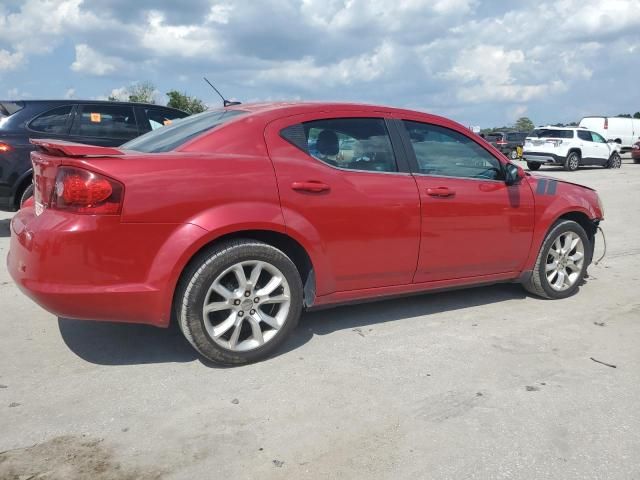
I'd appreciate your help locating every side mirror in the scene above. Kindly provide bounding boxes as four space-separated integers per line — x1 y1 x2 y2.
505 163 523 186
607 139 614 143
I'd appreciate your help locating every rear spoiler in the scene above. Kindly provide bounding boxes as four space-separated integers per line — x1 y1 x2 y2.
30 139 126 157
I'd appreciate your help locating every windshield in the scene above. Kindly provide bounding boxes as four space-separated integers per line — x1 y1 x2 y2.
123 108 247 153
0 101 25 128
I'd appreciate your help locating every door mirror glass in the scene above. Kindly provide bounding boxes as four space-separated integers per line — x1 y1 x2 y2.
505 163 521 185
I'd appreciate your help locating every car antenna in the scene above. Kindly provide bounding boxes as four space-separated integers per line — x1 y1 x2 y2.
203 77 241 107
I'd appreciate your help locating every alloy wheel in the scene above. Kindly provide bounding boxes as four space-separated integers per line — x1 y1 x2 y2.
545 231 585 292
202 260 291 352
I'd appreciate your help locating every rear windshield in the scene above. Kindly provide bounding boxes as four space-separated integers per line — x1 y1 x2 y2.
485 133 504 140
0 101 25 127
122 108 246 153
528 129 574 139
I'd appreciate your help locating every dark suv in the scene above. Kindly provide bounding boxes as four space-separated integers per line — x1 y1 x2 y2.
0 100 189 211
484 131 529 160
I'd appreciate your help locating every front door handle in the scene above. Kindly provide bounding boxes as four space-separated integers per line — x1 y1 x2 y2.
426 187 455 198
292 181 331 193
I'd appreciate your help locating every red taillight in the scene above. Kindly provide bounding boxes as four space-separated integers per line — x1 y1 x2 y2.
52 167 123 215
0 142 12 153
496 140 508 145
604 118 608 130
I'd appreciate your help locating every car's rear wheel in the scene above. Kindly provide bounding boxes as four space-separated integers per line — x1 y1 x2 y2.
19 183 34 209
527 161 541 171
176 240 303 365
523 220 591 299
564 152 580 171
607 152 622 169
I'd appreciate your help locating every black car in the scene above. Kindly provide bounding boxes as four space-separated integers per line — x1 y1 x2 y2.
484 131 529 160
0 100 189 211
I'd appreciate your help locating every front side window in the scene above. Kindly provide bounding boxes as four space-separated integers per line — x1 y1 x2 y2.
29 105 73 134
402 120 503 180
591 131 606 143
281 118 397 173
143 107 189 131
73 104 138 139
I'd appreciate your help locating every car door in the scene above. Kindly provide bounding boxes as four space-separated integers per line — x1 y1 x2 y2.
589 131 611 164
265 113 421 295
576 129 599 164
69 104 140 146
395 118 535 282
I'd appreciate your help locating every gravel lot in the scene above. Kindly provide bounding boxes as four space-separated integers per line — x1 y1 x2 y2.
1 157 639 480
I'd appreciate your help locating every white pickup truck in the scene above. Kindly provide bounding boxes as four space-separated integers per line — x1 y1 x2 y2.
523 126 622 172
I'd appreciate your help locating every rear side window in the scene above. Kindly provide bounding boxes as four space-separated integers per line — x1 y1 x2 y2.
577 130 591 141
72 104 138 140
402 120 503 180
281 118 397 173
143 107 189 131
123 109 245 153
29 105 73 134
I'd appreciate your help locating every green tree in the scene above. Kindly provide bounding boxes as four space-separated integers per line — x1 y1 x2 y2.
514 117 534 132
634 112 640 119
166 90 207 114
107 81 156 104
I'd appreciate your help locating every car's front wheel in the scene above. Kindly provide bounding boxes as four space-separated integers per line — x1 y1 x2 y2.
564 152 580 171
527 161 541 171
176 240 303 365
607 152 622 169
523 220 591 299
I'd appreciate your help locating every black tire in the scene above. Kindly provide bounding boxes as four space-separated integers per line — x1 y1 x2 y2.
523 220 591 299
19 183 34 208
606 152 622 169
176 239 303 365
527 161 541 171
564 151 580 171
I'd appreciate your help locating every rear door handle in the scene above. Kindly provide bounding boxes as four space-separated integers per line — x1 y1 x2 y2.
291 181 330 193
426 187 455 198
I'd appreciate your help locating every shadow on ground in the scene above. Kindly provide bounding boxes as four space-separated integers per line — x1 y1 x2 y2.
0 219 11 238
58 283 527 367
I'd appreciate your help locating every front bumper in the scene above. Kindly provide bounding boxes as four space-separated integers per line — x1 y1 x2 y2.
7 207 203 326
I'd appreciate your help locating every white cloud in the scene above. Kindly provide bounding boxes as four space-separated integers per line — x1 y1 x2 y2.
64 88 76 99
254 42 396 88
71 44 128 76
0 49 24 72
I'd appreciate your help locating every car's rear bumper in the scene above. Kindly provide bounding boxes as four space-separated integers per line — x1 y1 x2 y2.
523 151 564 164
7 207 206 327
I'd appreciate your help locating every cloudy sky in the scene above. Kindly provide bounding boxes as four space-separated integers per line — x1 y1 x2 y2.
1 0 638 127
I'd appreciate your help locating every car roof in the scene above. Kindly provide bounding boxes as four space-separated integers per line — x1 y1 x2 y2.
0 99 186 110
222 101 464 127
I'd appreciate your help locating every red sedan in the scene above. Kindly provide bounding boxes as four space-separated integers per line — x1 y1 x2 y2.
8 102 604 364
632 139 640 163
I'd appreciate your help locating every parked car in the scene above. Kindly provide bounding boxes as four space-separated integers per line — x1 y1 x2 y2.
8 102 604 364
579 116 640 152
523 126 622 171
632 140 640 163
484 131 529 159
0 100 189 211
